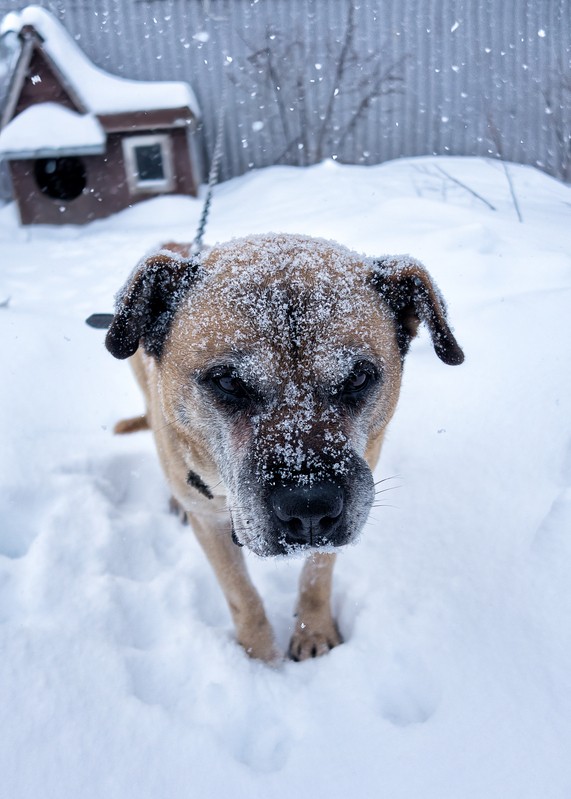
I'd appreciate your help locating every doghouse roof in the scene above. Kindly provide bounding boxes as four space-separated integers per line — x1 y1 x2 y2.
0 102 106 159
0 6 200 126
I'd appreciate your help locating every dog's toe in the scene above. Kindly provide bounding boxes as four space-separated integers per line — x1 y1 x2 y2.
288 621 342 662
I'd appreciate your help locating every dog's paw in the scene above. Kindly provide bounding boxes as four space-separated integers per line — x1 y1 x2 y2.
236 611 282 664
239 632 282 665
288 618 342 661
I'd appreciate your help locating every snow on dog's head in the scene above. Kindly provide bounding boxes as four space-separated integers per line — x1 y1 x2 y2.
106 233 463 556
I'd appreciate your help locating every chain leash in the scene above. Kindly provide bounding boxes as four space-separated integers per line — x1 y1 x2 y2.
191 87 226 256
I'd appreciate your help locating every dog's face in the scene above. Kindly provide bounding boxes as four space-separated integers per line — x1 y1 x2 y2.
106 234 463 557
161 236 403 556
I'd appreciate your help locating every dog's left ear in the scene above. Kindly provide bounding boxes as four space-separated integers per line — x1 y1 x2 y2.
106 251 201 360
371 256 464 365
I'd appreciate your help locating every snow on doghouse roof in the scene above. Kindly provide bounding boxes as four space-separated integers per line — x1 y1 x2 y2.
0 102 106 159
0 5 200 118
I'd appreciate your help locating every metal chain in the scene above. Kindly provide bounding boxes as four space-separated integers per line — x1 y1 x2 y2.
192 88 226 256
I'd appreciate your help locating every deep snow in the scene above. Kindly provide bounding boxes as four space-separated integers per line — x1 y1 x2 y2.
1 156 571 798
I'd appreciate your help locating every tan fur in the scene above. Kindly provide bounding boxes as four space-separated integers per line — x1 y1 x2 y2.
109 234 463 662
113 415 149 434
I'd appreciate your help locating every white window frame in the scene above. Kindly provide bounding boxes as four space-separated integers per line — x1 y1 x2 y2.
122 133 175 195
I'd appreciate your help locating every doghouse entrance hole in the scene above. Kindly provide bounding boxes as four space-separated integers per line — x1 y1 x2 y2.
34 157 87 201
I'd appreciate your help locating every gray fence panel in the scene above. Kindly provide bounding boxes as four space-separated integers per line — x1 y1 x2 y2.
0 0 569 186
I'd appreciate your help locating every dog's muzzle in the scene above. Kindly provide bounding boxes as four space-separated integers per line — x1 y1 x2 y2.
269 481 346 550
234 448 375 556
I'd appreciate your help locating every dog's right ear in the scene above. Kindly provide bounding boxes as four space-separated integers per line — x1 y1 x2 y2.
370 256 464 365
105 252 201 360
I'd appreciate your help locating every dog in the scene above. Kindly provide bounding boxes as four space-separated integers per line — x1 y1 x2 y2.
103 233 463 662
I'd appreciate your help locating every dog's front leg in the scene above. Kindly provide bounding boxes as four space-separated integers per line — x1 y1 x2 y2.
187 512 280 663
289 552 342 661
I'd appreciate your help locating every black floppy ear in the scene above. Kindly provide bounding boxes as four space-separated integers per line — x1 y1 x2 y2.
105 251 201 360
371 256 464 365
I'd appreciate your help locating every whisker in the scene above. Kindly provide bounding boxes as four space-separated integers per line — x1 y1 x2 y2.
229 525 252 536
225 505 252 514
227 508 254 535
374 485 401 496
151 417 179 435
374 474 401 487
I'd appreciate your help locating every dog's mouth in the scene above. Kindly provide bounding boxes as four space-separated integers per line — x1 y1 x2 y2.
231 525 244 548
273 528 350 556
231 521 342 555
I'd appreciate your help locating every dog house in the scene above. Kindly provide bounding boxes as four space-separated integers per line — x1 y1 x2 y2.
0 7 200 225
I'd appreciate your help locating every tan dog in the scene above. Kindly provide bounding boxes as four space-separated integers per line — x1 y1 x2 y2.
105 234 463 662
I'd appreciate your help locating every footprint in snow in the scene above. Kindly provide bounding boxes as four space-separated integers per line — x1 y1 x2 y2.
60 452 179 582
86 451 164 509
195 681 292 773
0 487 49 558
377 652 440 727
532 439 571 556
532 488 571 558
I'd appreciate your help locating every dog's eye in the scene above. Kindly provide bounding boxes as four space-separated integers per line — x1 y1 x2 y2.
337 362 378 401
210 371 251 401
343 370 371 393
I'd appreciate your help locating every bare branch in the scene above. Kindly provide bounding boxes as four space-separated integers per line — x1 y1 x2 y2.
433 165 496 211
487 111 523 222
336 55 409 150
231 4 408 168
501 161 523 223
314 1 356 160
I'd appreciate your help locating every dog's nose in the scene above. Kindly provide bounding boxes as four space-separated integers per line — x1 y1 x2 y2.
271 482 344 547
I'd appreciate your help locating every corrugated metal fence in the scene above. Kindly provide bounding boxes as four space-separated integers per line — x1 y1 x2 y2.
1 0 570 186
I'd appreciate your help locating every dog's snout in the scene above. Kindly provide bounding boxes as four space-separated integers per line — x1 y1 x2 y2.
271 482 345 547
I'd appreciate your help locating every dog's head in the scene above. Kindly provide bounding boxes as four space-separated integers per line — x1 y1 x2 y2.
106 234 463 556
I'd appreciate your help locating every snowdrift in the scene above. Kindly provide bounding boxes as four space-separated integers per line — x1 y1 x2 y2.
1 156 570 798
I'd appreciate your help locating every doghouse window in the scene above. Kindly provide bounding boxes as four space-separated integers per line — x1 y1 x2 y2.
122 134 174 195
34 157 87 201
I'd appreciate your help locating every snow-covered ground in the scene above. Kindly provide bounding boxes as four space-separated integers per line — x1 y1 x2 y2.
1 156 570 798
